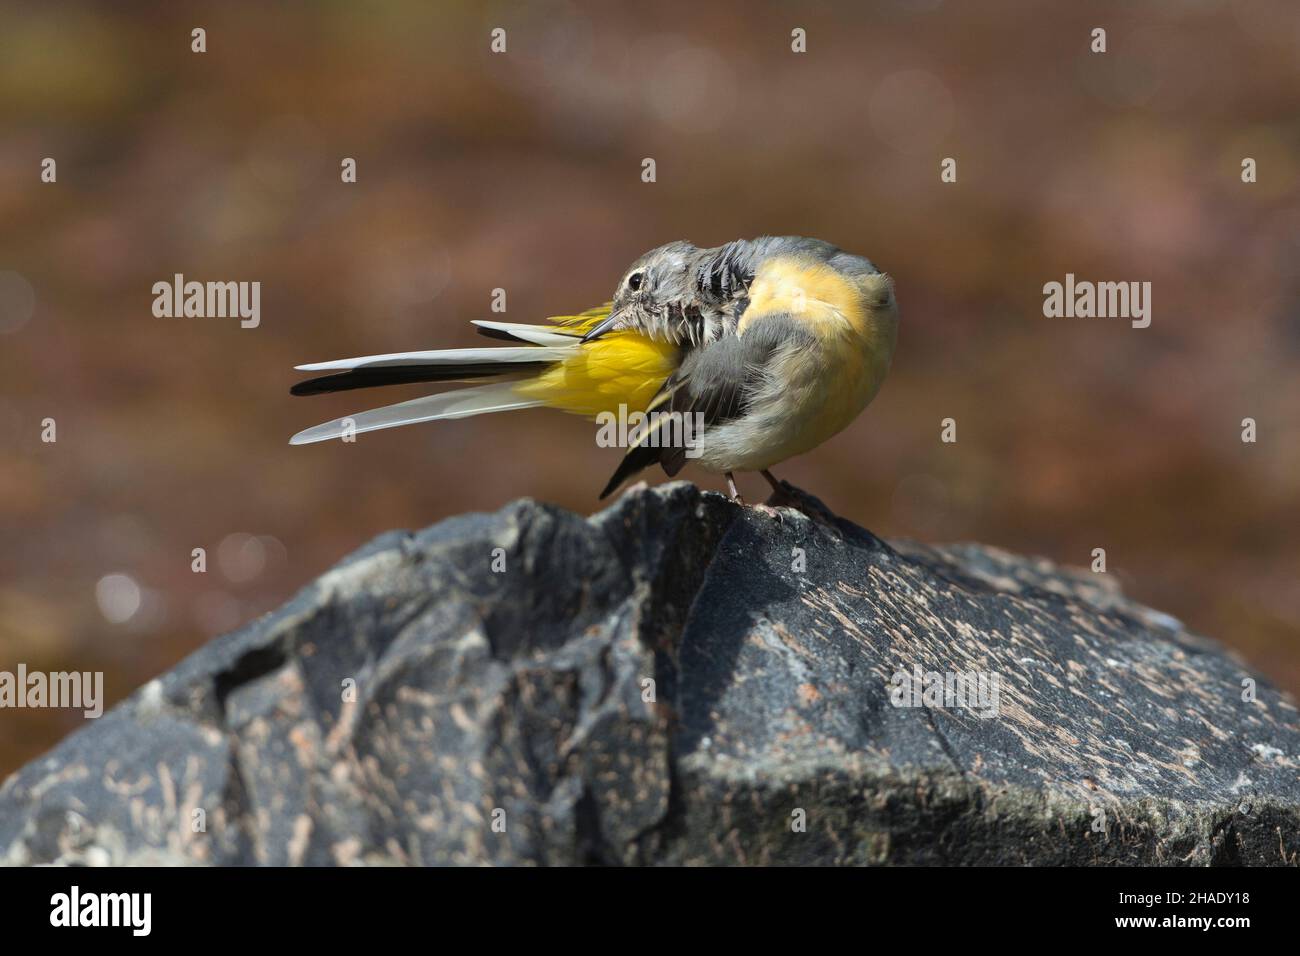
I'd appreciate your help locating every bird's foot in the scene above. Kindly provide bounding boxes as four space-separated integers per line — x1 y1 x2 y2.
725 471 745 506
760 470 841 529
725 473 783 521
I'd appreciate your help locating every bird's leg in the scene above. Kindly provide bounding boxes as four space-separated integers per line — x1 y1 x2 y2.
725 471 745 505
760 469 839 527
725 472 784 521
715 471 779 520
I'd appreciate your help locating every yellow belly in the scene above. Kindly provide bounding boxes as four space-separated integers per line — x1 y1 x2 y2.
701 259 899 473
696 331 892 473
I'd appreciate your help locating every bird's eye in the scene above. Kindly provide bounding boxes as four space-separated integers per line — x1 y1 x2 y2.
627 272 643 291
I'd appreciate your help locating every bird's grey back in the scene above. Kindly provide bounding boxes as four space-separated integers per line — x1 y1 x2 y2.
608 236 883 348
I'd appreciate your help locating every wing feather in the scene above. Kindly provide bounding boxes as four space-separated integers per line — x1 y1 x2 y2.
598 313 812 496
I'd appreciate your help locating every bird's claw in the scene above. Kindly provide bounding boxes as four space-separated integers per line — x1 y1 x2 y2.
764 480 840 531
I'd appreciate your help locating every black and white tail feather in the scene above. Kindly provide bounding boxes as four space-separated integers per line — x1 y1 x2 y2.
288 321 583 445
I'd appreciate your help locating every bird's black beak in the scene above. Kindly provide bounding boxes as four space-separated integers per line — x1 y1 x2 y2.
580 308 625 342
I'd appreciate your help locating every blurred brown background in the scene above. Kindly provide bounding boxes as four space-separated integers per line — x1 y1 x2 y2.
1 0 1298 776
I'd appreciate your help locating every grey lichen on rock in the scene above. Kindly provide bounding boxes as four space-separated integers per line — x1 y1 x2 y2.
2 482 1297 865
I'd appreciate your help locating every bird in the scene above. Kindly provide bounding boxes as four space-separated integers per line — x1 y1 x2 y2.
290 236 899 508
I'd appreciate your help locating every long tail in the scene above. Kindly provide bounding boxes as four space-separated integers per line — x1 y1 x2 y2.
289 380 545 445
289 322 585 445
289 312 681 500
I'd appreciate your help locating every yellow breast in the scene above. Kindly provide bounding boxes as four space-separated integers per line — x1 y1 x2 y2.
741 257 869 336
729 256 898 467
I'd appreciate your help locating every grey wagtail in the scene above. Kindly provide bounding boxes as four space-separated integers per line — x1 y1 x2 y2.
290 236 898 506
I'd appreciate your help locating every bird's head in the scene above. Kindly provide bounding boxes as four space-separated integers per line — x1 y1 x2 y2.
608 240 702 326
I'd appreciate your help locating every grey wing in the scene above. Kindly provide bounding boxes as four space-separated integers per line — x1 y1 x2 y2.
597 315 813 497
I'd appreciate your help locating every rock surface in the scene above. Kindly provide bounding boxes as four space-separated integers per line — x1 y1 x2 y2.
2 482 1298 865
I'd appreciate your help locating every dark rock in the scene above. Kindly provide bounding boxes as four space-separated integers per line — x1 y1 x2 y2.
2 482 1297 865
